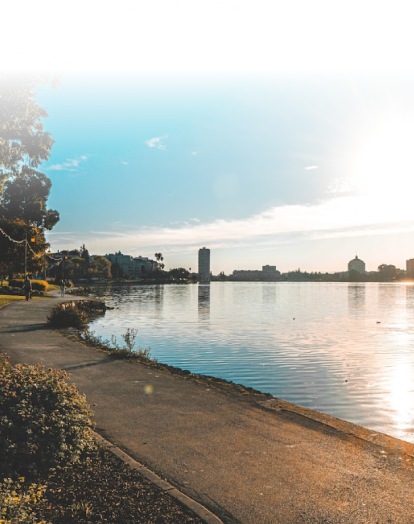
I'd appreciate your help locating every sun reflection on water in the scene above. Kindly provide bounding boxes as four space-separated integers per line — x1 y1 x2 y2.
387 360 414 439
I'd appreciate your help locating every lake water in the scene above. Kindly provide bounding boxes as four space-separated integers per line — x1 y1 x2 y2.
88 282 414 443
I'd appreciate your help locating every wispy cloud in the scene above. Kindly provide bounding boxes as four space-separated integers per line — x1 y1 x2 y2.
121 161 128 165
145 136 167 150
52 193 414 259
47 155 89 172
326 177 352 195
305 165 318 170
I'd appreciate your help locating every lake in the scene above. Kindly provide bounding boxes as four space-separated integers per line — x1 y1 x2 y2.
88 281 414 443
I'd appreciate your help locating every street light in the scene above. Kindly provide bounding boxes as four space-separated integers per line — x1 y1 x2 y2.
44 250 51 280
24 232 36 279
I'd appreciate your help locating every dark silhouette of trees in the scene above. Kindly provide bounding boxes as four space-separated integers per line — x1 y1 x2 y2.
169 268 190 280
154 252 165 270
111 262 124 279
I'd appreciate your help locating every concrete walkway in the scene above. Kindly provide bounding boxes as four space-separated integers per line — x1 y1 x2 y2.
1 295 414 523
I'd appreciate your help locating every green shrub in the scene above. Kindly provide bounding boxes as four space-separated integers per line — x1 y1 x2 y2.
8 279 48 293
0 477 49 524
47 302 88 328
0 363 95 479
80 327 153 361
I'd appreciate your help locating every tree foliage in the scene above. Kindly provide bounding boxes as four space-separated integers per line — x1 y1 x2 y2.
88 255 111 279
154 252 165 270
1 166 59 230
169 267 190 280
0 76 59 277
0 76 55 185
64 255 112 281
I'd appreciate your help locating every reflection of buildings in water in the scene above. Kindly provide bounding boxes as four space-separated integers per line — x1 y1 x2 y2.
406 285 414 310
378 282 396 311
198 283 211 321
347 283 366 315
152 284 164 320
262 283 277 304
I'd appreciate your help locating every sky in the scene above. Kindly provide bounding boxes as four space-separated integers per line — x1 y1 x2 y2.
2 1 414 274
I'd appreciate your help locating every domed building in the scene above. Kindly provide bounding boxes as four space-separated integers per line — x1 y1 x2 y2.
348 255 366 274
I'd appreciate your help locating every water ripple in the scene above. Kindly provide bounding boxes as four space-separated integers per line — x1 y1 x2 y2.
89 282 414 443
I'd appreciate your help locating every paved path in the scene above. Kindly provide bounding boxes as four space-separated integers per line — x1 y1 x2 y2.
2 295 414 523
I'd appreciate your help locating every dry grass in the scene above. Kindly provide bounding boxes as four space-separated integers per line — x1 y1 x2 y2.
0 295 25 309
0 295 50 309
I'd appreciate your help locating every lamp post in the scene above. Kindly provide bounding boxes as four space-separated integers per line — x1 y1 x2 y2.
44 250 50 280
24 230 36 279
24 230 27 279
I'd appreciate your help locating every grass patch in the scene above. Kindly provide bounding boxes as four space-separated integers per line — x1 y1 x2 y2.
0 295 25 309
0 294 50 309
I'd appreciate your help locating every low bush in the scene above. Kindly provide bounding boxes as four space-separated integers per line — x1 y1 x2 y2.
8 279 48 293
75 300 107 314
0 477 49 524
47 302 88 329
47 300 106 329
80 327 153 361
0 362 95 479
0 286 23 296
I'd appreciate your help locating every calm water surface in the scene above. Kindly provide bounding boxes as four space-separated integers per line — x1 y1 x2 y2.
89 282 414 443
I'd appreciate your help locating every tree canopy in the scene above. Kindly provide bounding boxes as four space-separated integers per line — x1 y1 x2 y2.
0 76 55 187
0 76 59 277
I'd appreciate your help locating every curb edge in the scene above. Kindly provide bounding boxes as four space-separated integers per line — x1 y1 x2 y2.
91 431 224 524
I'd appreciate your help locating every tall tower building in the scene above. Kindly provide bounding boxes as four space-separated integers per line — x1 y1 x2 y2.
198 247 210 282
407 258 414 279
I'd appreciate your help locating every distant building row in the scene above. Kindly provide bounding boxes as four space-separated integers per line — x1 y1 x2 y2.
232 265 280 281
348 256 414 279
104 252 158 279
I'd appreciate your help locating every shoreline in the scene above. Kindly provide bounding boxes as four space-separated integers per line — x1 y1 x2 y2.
3 294 414 522
68 288 414 451
62 322 414 459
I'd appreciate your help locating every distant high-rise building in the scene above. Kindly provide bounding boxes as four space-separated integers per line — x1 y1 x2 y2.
407 258 414 278
348 255 365 274
198 247 210 282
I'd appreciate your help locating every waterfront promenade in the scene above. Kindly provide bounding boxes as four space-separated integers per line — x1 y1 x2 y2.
1 295 414 523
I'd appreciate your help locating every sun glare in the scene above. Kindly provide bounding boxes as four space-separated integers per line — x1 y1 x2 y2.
350 115 414 203
388 360 414 437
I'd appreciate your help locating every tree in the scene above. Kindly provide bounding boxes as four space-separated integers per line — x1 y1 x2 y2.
169 268 190 280
0 76 59 277
1 167 59 229
111 262 124 279
154 252 165 270
88 256 111 280
64 257 87 282
0 75 55 189
378 264 397 281
80 244 90 263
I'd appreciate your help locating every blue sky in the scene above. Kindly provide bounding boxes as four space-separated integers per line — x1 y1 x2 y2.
3 1 414 273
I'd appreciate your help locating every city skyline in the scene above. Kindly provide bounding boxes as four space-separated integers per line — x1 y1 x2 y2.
3 2 414 274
